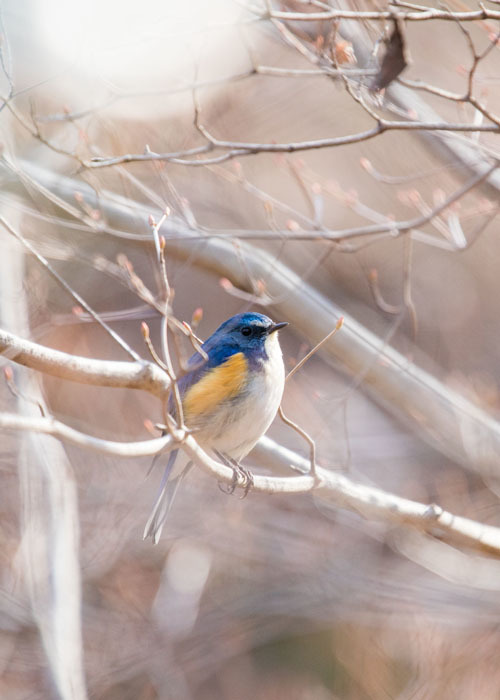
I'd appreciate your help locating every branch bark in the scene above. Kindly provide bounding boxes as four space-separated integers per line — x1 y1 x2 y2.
0 328 170 398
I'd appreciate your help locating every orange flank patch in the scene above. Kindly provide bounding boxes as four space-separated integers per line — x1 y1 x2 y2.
183 352 248 419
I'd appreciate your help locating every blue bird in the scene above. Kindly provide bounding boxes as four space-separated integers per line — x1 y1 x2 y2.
144 312 288 543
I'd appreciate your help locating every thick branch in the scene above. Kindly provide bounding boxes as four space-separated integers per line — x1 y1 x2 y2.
0 328 170 397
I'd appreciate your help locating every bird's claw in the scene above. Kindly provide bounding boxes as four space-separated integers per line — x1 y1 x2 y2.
218 463 254 497
237 465 254 499
218 468 238 495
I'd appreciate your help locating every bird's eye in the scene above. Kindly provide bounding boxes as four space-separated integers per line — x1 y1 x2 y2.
241 326 252 337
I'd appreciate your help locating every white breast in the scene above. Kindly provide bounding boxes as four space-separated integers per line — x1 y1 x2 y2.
210 331 285 461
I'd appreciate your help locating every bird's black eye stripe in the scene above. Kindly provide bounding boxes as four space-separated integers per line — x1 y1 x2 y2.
241 326 252 336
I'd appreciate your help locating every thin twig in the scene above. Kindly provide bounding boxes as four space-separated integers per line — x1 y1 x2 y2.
286 317 344 382
84 120 500 169
0 215 142 361
278 405 317 478
402 235 418 340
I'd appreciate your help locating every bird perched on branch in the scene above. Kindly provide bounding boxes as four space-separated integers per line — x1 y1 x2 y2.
144 312 288 543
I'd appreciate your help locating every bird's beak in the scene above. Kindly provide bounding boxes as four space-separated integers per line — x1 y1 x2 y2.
268 321 289 334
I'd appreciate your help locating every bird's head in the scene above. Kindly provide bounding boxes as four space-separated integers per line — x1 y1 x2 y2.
207 312 288 363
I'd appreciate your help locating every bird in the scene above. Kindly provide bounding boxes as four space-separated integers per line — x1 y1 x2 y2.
143 312 288 543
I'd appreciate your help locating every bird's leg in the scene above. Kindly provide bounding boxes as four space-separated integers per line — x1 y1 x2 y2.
215 451 238 494
225 455 254 499
215 451 254 497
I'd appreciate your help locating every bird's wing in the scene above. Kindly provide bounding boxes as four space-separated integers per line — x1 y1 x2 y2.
169 341 239 416
144 340 236 543
168 348 212 415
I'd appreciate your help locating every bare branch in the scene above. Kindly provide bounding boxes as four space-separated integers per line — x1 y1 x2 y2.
256 438 500 557
266 7 500 22
199 161 498 243
255 64 376 78
286 316 344 381
278 405 317 478
3 411 500 556
0 412 172 457
84 121 500 169
0 328 170 397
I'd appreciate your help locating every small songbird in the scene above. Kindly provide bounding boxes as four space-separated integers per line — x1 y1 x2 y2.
144 312 288 543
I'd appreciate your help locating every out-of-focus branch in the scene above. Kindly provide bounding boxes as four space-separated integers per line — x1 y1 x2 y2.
255 64 376 78
7 162 500 481
0 412 172 456
203 162 496 243
0 173 491 248
2 411 500 556
84 120 500 169
0 210 87 699
32 70 255 123
266 6 500 22
0 211 141 361
332 7 500 197
400 77 500 128
0 328 171 397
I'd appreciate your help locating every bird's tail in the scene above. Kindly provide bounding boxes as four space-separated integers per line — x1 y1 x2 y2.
143 449 192 544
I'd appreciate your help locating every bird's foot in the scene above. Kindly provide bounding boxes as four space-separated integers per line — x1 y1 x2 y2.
218 469 238 495
216 453 254 497
236 464 254 499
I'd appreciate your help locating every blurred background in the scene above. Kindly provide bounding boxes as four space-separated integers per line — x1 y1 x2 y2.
2 0 500 698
